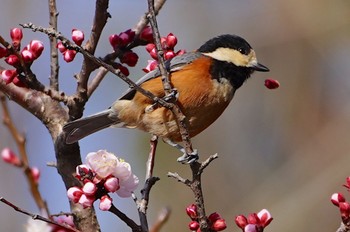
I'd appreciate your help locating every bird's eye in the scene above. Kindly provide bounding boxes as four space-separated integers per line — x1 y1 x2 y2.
238 47 247 55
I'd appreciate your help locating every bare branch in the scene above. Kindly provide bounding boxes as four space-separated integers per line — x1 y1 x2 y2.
108 204 141 232
0 197 80 232
150 207 171 232
0 93 49 214
48 0 59 90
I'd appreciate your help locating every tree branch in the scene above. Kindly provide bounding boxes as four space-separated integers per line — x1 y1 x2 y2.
48 0 59 90
0 197 80 232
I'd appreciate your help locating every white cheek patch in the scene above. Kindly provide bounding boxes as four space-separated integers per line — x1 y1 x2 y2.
203 48 257 68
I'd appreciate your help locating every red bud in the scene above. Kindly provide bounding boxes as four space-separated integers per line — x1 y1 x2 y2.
264 79 280 89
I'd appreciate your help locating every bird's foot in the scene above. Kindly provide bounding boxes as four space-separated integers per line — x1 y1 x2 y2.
177 149 199 164
145 88 179 113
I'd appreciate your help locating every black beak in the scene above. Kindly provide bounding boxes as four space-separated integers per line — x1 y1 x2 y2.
252 63 269 72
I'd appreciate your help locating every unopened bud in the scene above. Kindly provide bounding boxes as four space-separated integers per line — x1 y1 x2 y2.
99 195 112 211
72 29 84 46
264 79 280 89
1 147 22 166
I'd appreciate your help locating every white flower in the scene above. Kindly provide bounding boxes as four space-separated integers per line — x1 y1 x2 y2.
86 150 119 178
117 173 139 198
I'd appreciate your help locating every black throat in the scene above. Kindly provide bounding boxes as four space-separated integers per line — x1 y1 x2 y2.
210 59 254 89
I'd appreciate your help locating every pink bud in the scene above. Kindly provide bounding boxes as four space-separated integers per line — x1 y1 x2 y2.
166 33 177 49
1 69 17 84
331 193 346 207
104 177 120 192
78 194 95 208
5 54 20 66
143 60 158 73
343 177 350 190
72 29 84 46
113 63 129 76
1 147 22 166
208 212 222 222
67 187 83 203
164 50 175 60
119 30 134 47
244 224 258 232
120 51 138 67
160 37 167 49
139 26 153 43
109 34 121 49
10 28 23 42
31 167 40 184
235 215 248 229
211 218 226 231
125 29 135 41
99 195 112 211
21 49 34 63
28 40 44 59
10 28 23 48
63 50 77 63
339 202 350 219
189 221 200 230
145 43 155 53
186 204 198 220
0 46 8 58
57 41 67 53
82 181 97 196
257 209 273 227
264 79 280 89
247 213 260 225
148 47 158 60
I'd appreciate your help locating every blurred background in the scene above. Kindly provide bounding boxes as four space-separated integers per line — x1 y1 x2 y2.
1 0 350 231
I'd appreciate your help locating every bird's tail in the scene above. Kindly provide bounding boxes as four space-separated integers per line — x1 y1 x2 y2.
63 109 120 144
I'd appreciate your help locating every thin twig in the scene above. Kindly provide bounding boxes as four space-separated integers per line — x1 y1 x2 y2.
146 0 194 156
167 172 191 186
48 0 59 90
0 93 49 214
198 154 219 174
108 204 141 232
150 207 171 232
0 197 80 232
146 135 158 180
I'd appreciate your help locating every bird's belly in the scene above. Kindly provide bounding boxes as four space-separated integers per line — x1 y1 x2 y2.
140 79 235 141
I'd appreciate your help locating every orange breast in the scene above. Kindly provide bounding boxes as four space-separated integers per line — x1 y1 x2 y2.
119 56 235 142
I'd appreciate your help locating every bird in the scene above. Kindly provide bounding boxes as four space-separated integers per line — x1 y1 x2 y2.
63 34 269 163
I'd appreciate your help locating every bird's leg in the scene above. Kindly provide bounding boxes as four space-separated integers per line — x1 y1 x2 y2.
163 138 199 164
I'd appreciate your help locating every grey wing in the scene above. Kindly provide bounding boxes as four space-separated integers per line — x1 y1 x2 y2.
119 51 204 100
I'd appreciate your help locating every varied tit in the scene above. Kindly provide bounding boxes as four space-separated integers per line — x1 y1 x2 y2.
63 34 269 163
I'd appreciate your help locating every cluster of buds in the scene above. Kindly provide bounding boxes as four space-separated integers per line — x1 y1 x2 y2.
235 209 273 232
143 32 185 73
108 28 143 76
0 28 44 87
186 204 227 231
67 150 139 211
331 177 350 224
1 147 40 183
57 29 84 63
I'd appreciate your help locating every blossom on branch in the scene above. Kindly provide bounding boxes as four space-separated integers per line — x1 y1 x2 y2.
143 32 186 73
67 150 139 210
235 209 273 232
